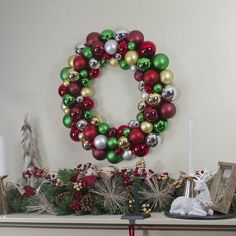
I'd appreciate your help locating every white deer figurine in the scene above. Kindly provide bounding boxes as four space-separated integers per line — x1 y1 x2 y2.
170 169 214 216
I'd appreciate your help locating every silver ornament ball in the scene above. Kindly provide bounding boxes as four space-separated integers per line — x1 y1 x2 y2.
75 43 85 54
122 150 134 160
61 102 68 111
128 120 140 128
94 135 107 150
130 65 137 72
162 85 177 101
146 133 160 147
138 81 145 91
115 53 122 61
76 119 88 131
114 28 129 41
76 96 84 103
82 140 91 150
141 92 148 100
89 58 100 69
104 39 118 55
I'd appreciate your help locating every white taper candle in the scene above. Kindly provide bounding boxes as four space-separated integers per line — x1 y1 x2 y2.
0 136 7 176
188 120 194 175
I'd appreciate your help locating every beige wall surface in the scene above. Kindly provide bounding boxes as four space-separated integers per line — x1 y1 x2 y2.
1 0 236 181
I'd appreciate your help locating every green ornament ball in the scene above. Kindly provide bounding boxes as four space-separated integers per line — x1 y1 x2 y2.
154 119 169 133
152 53 169 71
128 42 136 50
79 70 88 78
82 47 93 59
119 60 131 70
137 58 151 72
81 78 91 86
60 67 69 81
136 112 144 122
100 29 114 41
98 123 110 134
107 137 118 149
123 128 131 137
63 114 72 128
153 83 163 93
84 110 93 119
107 151 122 164
63 94 75 107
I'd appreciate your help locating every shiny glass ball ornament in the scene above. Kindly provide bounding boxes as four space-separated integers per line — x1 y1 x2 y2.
107 137 118 149
144 70 159 86
73 55 88 70
162 85 177 101
68 55 76 67
68 83 81 96
153 119 169 133
67 69 79 82
86 32 100 46
160 69 174 85
128 120 140 128
84 110 93 119
91 116 102 126
104 39 118 55
89 58 100 69
98 123 110 134
83 125 97 141
63 94 75 107
128 41 136 50
81 87 93 97
127 30 144 45
140 41 156 58
63 80 70 86
78 132 85 141
61 102 68 112
134 71 143 81
138 81 145 91
82 47 93 59
136 112 144 122
122 150 134 160
115 53 122 61
144 107 158 122
92 41 104 59
153 83 163 93
76 95 84 103
81 78 91 87
64 108 70 115
141 92 148 100
110 58 119 67
152 53 169 71
114 28 129 41
79 70 89 78
117 41 128 56
107 127 118 137
63 114 72 128
124 51 139 65
119 60 130 70
92 149 106 160
60 67 69 81
146 93 161 106
140 121 153 133
100 29 114 41
82 140 91 150
129 129 145 145
130 65 137 72
137 58 151 72
123 127 131 137
132 144 150 157
76 119 88 131
58 84 68 97
146 133 160 147
160 102 176 119
118 136 130 150
89 68 100 79
83 97 95 110
75 43 85 54
70 128 80 142
107 151 122 164
94 134 107 150
138 101 146 112
70 106 82 119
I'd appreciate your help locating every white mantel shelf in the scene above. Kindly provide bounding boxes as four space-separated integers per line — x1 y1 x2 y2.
0 213 236 231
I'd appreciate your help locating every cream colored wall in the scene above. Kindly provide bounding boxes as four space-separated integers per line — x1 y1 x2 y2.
1 0 236 182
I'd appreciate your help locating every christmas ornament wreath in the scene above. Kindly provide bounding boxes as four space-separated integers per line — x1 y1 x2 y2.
58 28 177 164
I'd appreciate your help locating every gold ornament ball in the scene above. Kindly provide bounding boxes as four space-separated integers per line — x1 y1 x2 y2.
91 116 102 126
68 55 76 67
146 93 161 106
64 108 70 114
141 121 153 133
81 87 93 97
138 101 146 112
78 132 85 141
160 69 174 85
110 58 119 67
63 80 70 86
118 136 130 150
67 68 80 82
124 51 139 65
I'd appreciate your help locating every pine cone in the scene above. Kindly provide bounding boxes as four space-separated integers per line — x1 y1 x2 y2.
80 193 94 213
54 192 70 206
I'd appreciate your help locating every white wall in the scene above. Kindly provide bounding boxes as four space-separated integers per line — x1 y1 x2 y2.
1 0 236 182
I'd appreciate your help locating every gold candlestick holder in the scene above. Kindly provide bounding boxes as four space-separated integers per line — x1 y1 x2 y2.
184 176 196 198
0 175 9 215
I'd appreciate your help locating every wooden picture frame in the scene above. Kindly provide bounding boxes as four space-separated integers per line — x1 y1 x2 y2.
209 162 236 214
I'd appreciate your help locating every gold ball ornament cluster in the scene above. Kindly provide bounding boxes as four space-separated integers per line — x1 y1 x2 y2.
58 28 178 164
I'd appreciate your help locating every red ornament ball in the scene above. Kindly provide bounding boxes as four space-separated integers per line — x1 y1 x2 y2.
108 127 118 137
115 147 123 155
86 32 100 46
144 107 158 122
70 128 80 141
117 41 128 56
134 71 143 82
70 106 83 119
83 97 95 110
68 83 81 96
160 102 176 119
92 149 106 160
83 125 97 141
92 41 104 59
144 85 152 93
133 144 150 157
140 41 156 58
129 129 145 145
128 30 144 45
118 125 129 136
89 69 100 79
144 70 159 86
73 55 88 70
58 84 68 97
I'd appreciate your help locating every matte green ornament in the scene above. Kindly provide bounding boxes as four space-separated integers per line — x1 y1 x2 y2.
152 53 169 71
154 119 169 133
100 29 114 41
82 47 93 59
128 42 136 50
136 112 144 122
107 151 122 164
123 128 130 137
84 110 93 119
153 83 163 93
137 58 151 72
107 137 118 149
63 94 75 106
81 78 91 86
98 123 110 134
79 70 88 78
60 67 69 81
63 114 72 128
119 60 130 70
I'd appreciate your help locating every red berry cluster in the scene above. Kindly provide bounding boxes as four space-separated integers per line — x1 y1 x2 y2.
23 167 47 179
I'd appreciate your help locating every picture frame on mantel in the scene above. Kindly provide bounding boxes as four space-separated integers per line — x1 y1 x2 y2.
210 162 236 214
